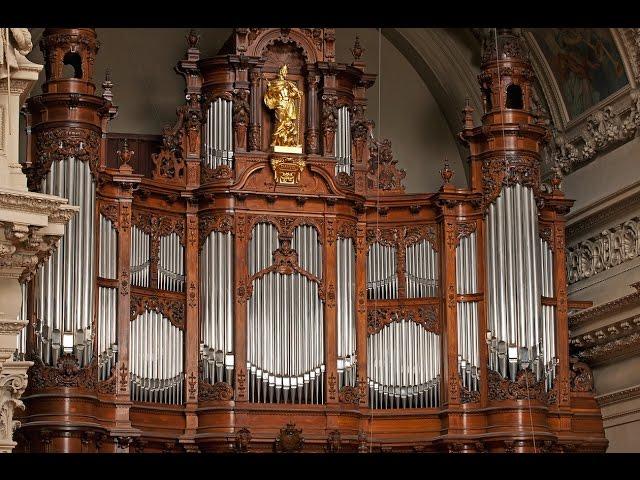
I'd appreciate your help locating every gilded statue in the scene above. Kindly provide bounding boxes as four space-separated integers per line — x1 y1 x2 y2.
264 64 303 152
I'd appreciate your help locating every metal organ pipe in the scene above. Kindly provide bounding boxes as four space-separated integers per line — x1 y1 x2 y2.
367 241 398 300
368 320 440 408
130 310 184 404
485 185 550 384
200 230 235 385
35 158 95 367
405 239 438 298
247 223 325 404
335 106 352 175
204 98 233 170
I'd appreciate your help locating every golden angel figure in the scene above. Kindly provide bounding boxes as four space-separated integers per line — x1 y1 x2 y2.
264 64 303 149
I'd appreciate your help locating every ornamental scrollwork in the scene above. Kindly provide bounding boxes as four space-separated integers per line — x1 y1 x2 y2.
570 357 594 393
274 423 304 453
198 380 234 401
481 153 539 207
152 146 186 183
25 354 98 393
339 385 361 404
199 214 234 247
487 369 547 402
367 139 406 192
566 216 639 284
367 304 439 335
201 164 233 183
27 127 101 191
130 293 186 330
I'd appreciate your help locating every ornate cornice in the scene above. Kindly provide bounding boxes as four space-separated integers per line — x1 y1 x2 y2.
596 384 640 407
566 187 640 242
568 282 640 329
0 189 74 218
566 216 639 285
571 312 640 366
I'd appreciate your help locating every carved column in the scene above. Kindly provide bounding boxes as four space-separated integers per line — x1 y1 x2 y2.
304 69 320 155
233 212 248 401
320 74 338 157
355 221 368 406
323 215 338 404
248 67 263 152
111 164 141 436
441 210 461 411
181 203 199 448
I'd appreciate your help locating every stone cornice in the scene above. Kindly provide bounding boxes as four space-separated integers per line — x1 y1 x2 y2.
571 312 640 366
569 282 640 329
0 188 76 219
596 384 640 407
566 181 640 242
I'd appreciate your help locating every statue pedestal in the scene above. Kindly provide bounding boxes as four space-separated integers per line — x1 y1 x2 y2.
0 30 77 453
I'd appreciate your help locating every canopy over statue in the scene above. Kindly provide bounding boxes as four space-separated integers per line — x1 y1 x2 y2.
264 64 303 153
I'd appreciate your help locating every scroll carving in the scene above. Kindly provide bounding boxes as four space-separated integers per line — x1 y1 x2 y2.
570 357 594 393
130 293 186 330
99 203 119 229
27 127 101 191
152 146 186 183
566 216 639 284
367 139 406 192
487 369 547 402
199 214 234 247
367 304 439 335
481 153 540 207
198 381 234 401
339 385 361 404
274 423 304 453
25 355 98 393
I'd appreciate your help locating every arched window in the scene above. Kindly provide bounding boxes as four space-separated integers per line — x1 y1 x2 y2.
62 52 83 79
506 84 523 109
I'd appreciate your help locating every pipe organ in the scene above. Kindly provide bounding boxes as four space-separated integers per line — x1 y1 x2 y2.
15 27 606 454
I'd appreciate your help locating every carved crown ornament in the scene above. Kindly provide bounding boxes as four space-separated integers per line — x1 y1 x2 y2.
26 127 101 191
367 304 440 335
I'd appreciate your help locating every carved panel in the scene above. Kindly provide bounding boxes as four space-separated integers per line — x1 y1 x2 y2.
367 304 440 335
152 148 186 183
199 213 234 247
274 423 304 453
25 355 97 393
481 153 540 207
566 216 639 284
198 381 234 401
487 369 547 402
28 127 101 191
367 139 406 192
130 293 186 329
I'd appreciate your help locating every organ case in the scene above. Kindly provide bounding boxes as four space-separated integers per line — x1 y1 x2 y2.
14 27 607 453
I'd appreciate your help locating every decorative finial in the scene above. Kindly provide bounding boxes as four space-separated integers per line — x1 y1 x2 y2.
350 34 365 62
102 68 113 102
186 29 200 49
462 97 474 129
117 139 134 168
440 158 454 186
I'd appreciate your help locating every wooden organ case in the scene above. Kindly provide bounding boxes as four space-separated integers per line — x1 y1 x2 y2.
14 27 607 453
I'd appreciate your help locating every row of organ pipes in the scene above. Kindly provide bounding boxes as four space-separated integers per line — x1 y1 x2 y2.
368 319 441 408
130 225 150 288
406 239 439 298
130 310 184 404
158 233 185 292
336 237 357 389
203 98 233 169
335 106 352 175
246 223 325 404
200 229 235 385
485 183 553 385
34 158 95 368
456 231 480 391
19 142 559 405
366 242 398 300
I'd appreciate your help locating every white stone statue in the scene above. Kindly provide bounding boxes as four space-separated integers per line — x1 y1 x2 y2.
0 28 35 76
